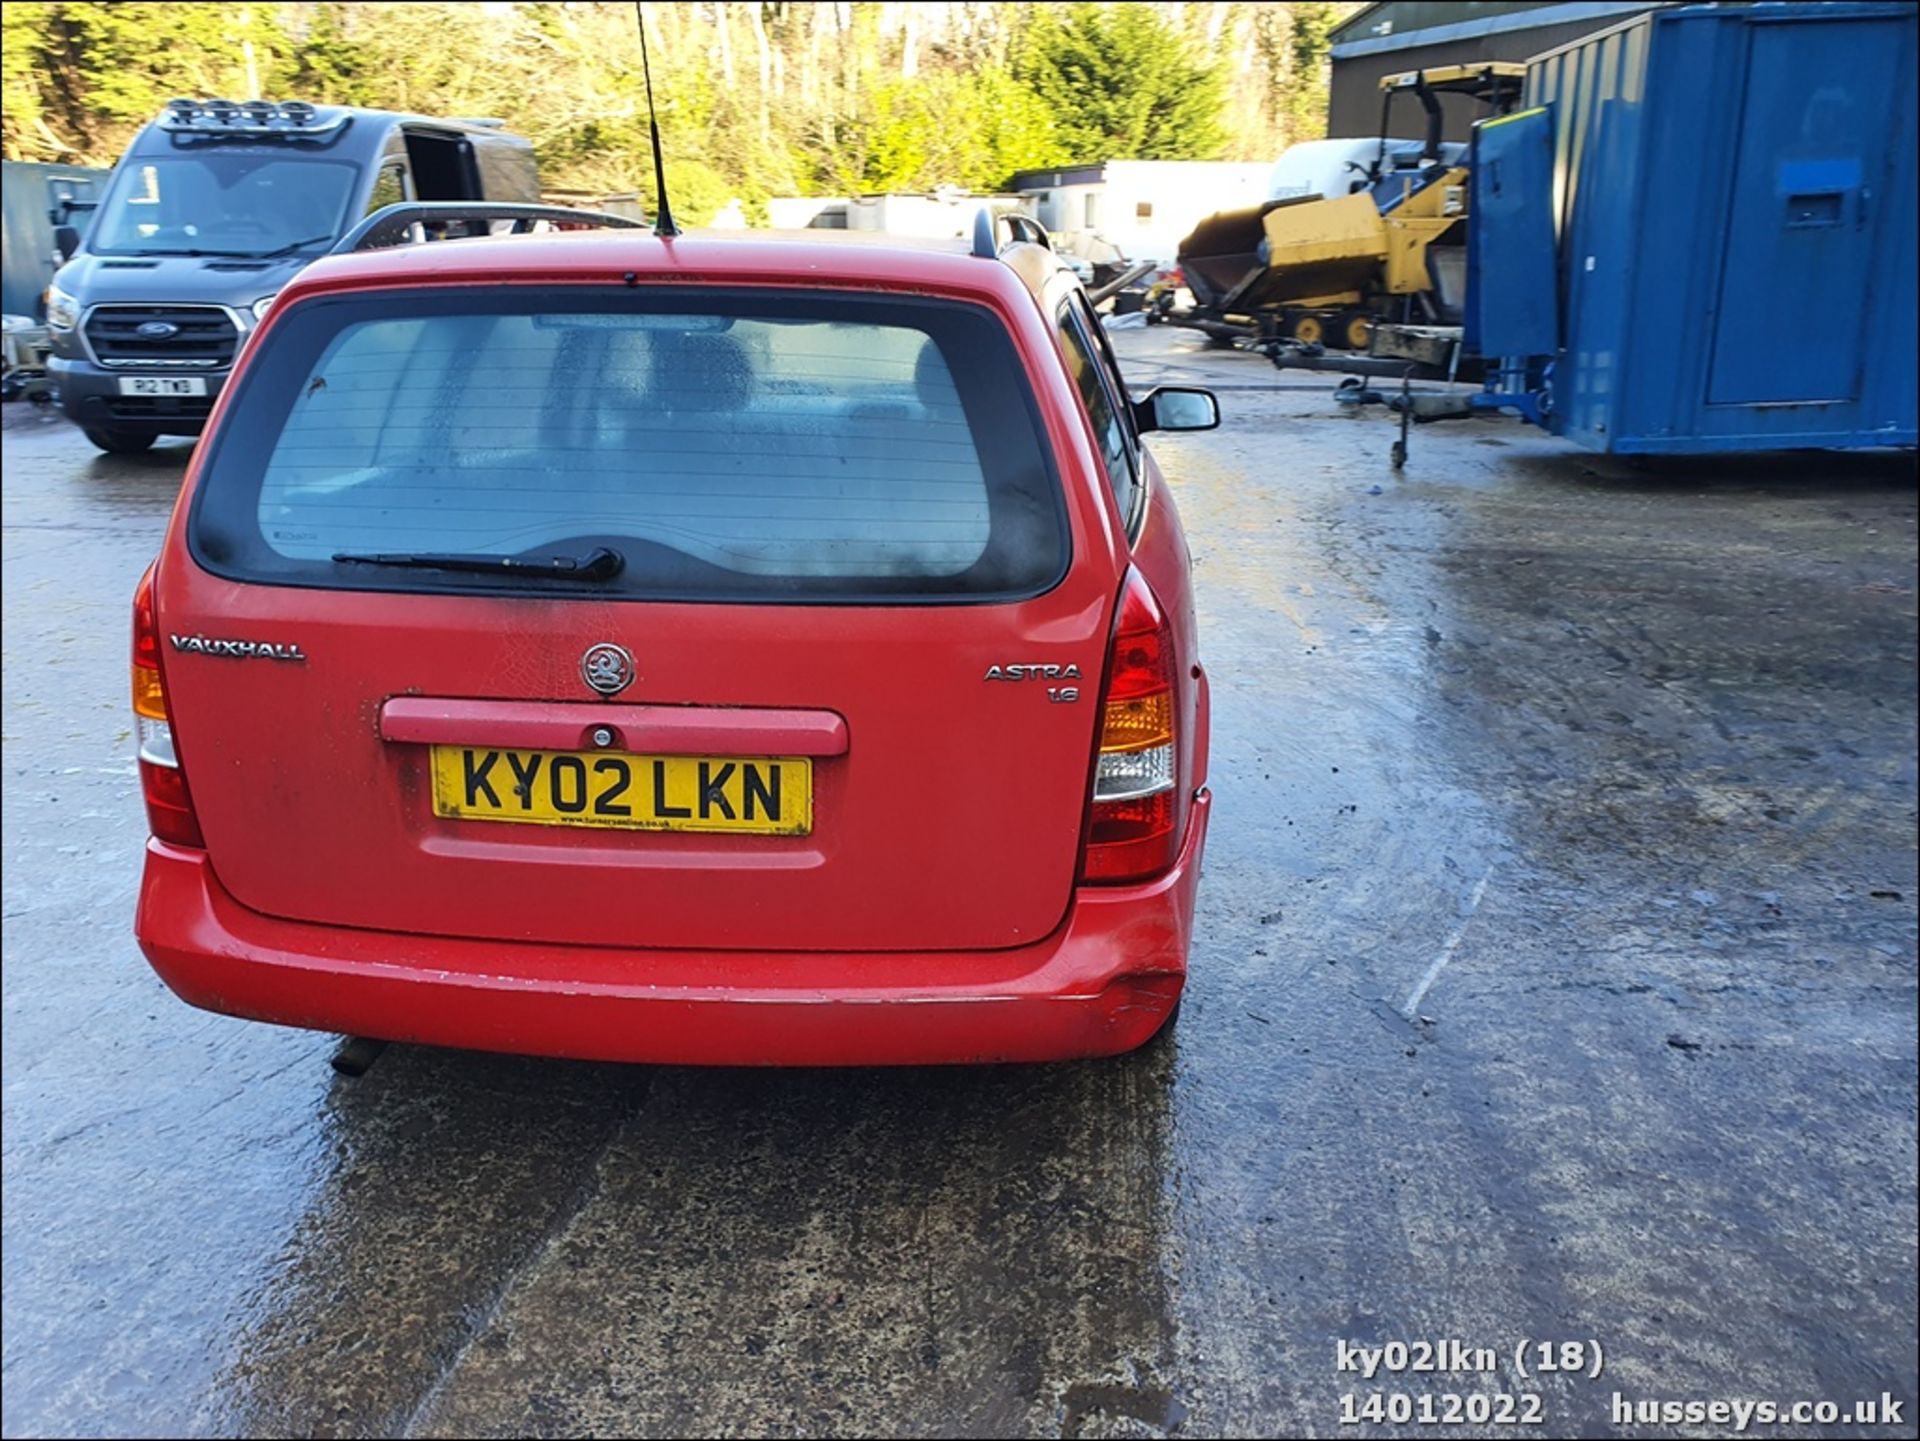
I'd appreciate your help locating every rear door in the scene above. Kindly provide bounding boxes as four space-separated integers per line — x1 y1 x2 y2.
162 283 1113 953
1469 106 1560 358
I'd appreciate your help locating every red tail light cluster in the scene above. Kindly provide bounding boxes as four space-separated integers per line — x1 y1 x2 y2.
132 568 204 848
1081 569 1180 883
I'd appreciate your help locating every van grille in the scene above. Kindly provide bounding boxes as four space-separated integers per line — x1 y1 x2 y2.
84 305 238 368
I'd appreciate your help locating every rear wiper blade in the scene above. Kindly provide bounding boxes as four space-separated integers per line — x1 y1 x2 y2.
332 546 624 580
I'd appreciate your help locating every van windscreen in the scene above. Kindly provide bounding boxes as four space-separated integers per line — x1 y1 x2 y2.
90 156 357 257
190 288 1067 602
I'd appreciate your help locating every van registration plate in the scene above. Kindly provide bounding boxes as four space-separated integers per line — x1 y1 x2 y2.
117 375 208 397
429 746 812 835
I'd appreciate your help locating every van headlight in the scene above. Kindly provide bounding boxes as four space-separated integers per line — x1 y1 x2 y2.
250 293 277 321
45 285 80 331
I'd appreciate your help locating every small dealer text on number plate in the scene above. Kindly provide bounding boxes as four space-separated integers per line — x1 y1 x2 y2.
429 746 812 836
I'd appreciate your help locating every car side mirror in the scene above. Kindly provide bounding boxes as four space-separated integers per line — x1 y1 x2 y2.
53 225 81 261
1133 386 1219 433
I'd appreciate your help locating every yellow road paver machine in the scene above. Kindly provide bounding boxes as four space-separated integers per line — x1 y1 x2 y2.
1173 63 1525 352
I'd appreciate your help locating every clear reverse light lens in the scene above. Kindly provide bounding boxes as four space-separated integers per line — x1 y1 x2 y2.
137 715 178 768
1094 744 1173 801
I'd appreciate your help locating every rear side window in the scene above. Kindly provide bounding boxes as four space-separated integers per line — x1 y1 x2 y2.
191 288 1066 602
1058 304 1139 525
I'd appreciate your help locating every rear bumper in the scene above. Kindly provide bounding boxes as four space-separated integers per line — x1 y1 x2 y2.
136 791 1209 1066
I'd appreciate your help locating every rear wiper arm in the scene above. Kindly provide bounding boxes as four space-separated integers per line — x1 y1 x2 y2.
332 546 624 580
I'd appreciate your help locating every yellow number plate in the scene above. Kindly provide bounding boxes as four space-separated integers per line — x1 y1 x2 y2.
429 747 812 835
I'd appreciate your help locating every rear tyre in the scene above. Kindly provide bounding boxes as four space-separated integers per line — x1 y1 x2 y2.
83 427 156 455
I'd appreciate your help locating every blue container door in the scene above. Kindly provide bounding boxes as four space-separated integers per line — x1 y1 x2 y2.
1706 16 1902 406
1469 106 1561 358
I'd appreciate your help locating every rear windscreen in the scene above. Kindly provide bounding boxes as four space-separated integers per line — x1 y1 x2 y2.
190 287 1066 602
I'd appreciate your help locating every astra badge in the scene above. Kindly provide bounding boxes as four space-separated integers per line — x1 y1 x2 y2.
983 663 1081 681
169 634 305 661
581 642 635 696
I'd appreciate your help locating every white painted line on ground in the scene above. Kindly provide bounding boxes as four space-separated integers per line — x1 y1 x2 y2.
1400 868 1494 1019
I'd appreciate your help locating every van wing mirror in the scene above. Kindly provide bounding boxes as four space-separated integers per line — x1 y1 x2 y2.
1133 386 1220 433
53 225 81 261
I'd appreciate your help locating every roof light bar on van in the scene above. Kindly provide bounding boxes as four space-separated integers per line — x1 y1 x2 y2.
158 99 343 135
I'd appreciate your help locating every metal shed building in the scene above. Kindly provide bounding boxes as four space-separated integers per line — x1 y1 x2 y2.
1328 2 1665 141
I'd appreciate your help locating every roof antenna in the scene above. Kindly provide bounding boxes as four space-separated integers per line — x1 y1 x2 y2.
634 2 678 237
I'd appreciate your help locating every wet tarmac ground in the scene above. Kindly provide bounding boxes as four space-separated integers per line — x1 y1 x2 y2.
3 328 1915 1438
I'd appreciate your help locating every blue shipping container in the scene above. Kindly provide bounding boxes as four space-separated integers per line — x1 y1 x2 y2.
1472 2 1917 453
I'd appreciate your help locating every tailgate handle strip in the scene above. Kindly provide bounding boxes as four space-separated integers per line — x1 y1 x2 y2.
379 698 848 756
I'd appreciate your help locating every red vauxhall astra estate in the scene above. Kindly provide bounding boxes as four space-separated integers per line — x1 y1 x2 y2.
132 214 1214 1065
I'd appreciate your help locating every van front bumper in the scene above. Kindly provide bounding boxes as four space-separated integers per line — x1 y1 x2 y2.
136 792 1208 1066
48 355 225 436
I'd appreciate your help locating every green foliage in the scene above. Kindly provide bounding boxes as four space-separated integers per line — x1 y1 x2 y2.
646 157 734 230
4 3 1361 205
966 66 1073 186
1018 3 1228 163
819 68 1066 195
281 4 366 105
1 5 55 158
1277 1 1349 142
4 0 290 159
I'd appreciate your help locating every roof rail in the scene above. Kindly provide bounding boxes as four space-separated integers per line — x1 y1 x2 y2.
330 202 646 256
970 207 1052 259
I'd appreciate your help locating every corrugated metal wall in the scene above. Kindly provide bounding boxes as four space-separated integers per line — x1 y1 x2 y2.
1527 16 1649 243
1328 15 1652 140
